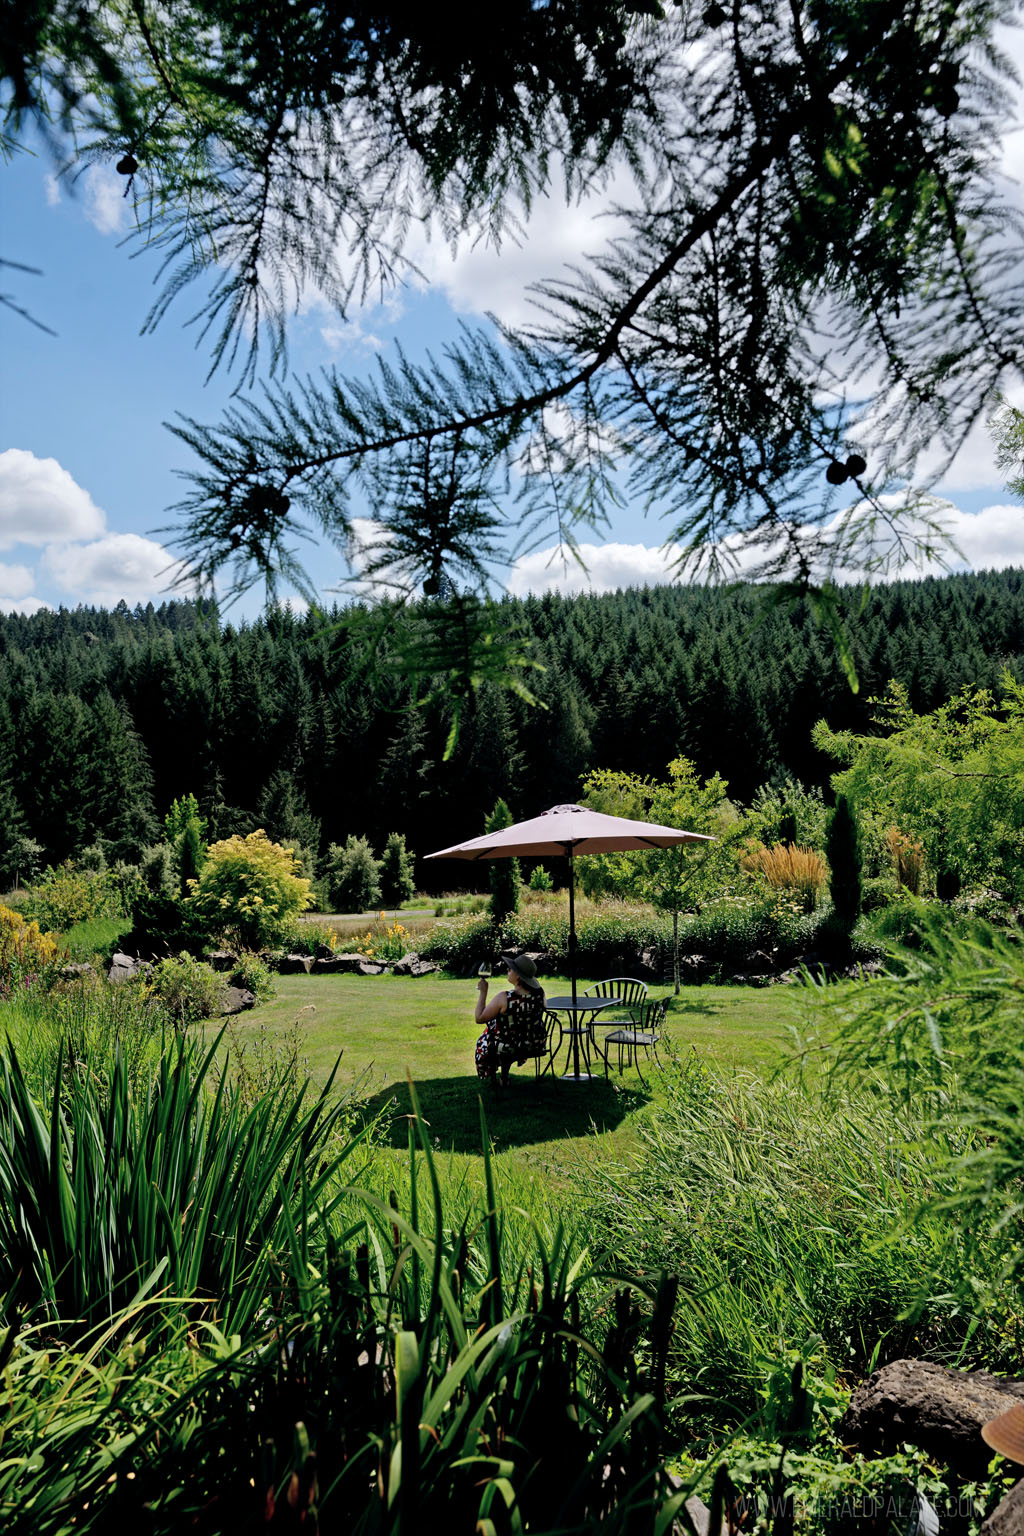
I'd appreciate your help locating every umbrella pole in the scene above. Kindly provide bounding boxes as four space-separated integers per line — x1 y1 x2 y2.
568 847 580 1077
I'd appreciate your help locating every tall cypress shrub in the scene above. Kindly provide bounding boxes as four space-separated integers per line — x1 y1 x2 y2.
486 800 520 928
826 794 863 930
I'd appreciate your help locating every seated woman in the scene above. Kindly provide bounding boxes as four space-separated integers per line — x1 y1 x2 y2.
474 952 546 1087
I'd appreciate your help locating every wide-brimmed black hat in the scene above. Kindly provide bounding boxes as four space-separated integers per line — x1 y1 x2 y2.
499 952 543 991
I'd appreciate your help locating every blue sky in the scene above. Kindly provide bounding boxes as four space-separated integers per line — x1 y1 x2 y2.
2 51 1023 618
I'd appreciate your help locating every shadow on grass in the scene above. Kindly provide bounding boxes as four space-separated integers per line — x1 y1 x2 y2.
358 1072 647 1153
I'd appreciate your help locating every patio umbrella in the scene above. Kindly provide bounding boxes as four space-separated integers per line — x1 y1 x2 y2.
426 803 712 1077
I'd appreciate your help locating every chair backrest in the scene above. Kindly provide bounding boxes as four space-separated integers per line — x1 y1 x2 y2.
496 990 549 1058
636 997 667 1032
583 977 648 1006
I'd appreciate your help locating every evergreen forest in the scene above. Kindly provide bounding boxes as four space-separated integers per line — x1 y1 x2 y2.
2 568 1022 887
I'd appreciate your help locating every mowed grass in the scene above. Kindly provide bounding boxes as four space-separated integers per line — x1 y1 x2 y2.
209 973 815 1184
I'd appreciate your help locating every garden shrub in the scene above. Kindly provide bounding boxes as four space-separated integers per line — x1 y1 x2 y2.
322 835 381 913
679 892 820 969
124 889 212 957
528 863 553 892
30 861 121 931
379 830 415 906
150 952 225 1025
188 830 313 949
229 950 276 1003
0 903 59 995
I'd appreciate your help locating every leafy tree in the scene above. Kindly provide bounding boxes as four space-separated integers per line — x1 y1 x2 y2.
581 758 742 992
813 676 1024 903
187 829 313 949
7 3 1022 705
991 399 1024 499
379 832 415 908
485 800 520 928
750 776 829 854
322 837 381 915
825 794 863 932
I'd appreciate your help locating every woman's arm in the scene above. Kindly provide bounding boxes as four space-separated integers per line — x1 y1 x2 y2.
475 981 509 1024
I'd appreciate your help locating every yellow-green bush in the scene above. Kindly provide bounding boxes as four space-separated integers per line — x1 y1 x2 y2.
0 904 59 993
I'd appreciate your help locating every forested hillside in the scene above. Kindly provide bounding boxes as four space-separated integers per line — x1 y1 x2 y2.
1 569 1021 885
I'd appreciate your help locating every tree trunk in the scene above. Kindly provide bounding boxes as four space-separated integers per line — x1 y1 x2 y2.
673 909 680 994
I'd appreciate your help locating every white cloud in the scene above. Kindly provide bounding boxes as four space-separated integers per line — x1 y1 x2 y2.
505 500 1024 597
0 596 50 616
83 165 129 235
0 450 106 549
41 533 189 605
0 561 36 599
938 501 1024 569
507 539 679 597
44 174 61 207
405 170 634 329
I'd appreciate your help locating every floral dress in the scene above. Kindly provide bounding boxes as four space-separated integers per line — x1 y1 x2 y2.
475 989 546 1079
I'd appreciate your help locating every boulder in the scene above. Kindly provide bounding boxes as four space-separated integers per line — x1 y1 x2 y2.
221 986 256 1015
311 957 354 975
839 1360 1024 1480
319 951 375 974
108 952 145 983
314 942 335 960
356 959 387 975
57 961 95 981
981 1479 1024 1536
278 953 313 975
206 950 238 972
392 952 438 978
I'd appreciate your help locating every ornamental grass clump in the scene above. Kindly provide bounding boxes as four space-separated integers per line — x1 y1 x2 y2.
0 1086 693 1535
0 1031 360 1337
741 841 828 912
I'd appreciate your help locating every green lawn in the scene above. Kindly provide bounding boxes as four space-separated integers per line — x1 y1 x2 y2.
210 973 814 1184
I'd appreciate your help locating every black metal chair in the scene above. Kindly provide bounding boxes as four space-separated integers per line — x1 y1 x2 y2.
600 997 667 1087
583 978 648 1075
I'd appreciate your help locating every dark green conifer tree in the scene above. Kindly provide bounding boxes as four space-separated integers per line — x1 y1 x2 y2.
826 794 863 932
379 832 415 908
486 799 520 929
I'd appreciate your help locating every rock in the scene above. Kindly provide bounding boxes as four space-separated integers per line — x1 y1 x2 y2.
57 961 95 981
278 953 313 974
108 952 146 983
314 942 335 960
392 952 437 977
319 952 375 974
356 959 387 975
981 1479 1024 1536
206 950 238 972
311 957 353 974
840 1360 1024 1480
221 986 255 1015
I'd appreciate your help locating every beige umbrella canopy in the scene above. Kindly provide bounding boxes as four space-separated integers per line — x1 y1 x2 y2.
426 802 711 863
427 803 711 1074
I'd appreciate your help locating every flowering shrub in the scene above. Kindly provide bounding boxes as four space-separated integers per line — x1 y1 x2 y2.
354 915 411 962
0 903 60 995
